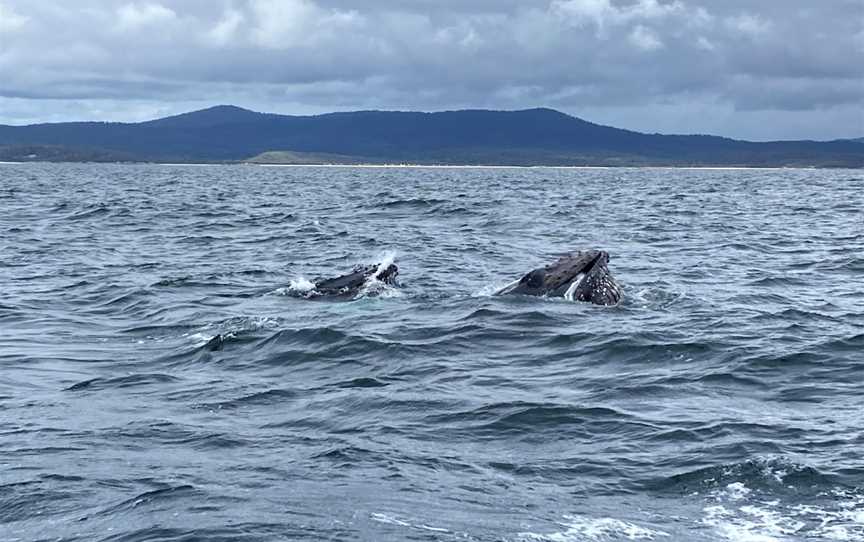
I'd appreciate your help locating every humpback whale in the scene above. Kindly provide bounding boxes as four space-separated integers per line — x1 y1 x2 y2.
495 250 622 306
293 262 399 299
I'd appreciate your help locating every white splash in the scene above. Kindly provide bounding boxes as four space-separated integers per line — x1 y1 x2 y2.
355 250 401 299
374 250 397 276
288 276 315 293
477 277 520 297
725 482 752 501
702 502 802 542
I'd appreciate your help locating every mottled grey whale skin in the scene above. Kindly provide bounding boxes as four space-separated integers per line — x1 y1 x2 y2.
495 250 622 306
305 263 399 299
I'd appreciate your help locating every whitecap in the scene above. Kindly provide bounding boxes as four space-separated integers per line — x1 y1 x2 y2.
700 480 864 541
518 515 668 541
369 512 454 535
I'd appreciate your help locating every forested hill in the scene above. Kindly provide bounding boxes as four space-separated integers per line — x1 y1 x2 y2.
1 105 861 167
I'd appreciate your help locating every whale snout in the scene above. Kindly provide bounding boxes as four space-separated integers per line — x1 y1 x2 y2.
375 263 399 284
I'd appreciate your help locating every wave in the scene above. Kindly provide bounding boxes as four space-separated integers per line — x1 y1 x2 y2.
198 388 299 410
373 198 449 209
101 420 249 450
651 457 844 495
518 515 668 541
64 204 111 220
65 373 180 392
151 268 275 288
94 485 199 517
648 458 864 540
422 401 640 440
0 478 82 524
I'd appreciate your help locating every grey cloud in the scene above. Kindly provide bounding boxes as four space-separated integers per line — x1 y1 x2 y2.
0 0 862 140
723 76 864 112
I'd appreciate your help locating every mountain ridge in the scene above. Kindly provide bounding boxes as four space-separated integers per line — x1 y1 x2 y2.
0 106 861 167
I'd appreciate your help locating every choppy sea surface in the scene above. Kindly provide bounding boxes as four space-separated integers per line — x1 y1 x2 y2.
1 163 863 542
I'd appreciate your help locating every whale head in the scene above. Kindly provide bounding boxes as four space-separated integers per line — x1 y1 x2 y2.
312 262 399 297
496 250 621 305
365 262 399 285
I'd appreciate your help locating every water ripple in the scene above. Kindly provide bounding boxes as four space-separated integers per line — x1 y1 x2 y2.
1 163 862 541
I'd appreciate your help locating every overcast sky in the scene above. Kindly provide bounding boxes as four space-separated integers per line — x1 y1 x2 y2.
1 0 862 140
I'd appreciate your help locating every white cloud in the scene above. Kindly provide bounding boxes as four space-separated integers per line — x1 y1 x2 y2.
696 36 715 51
725 13 772 37
0 2 28 32
250 0 362 49
688 7 714 28
627 0 685 21
551 0 615 31
206 8 245 47
552 0 684 34
629 25 663 51
116 2 176 30
433 22 483 51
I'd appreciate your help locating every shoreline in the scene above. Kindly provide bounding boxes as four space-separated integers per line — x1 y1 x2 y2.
250 163 820 171
0 161 847 170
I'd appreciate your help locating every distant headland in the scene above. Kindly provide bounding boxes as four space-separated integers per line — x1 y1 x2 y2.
1 105 861 167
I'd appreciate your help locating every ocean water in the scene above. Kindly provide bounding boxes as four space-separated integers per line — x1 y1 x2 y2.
1 163 863 542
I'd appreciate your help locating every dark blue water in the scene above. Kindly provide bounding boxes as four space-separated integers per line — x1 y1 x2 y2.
2 163 863 541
